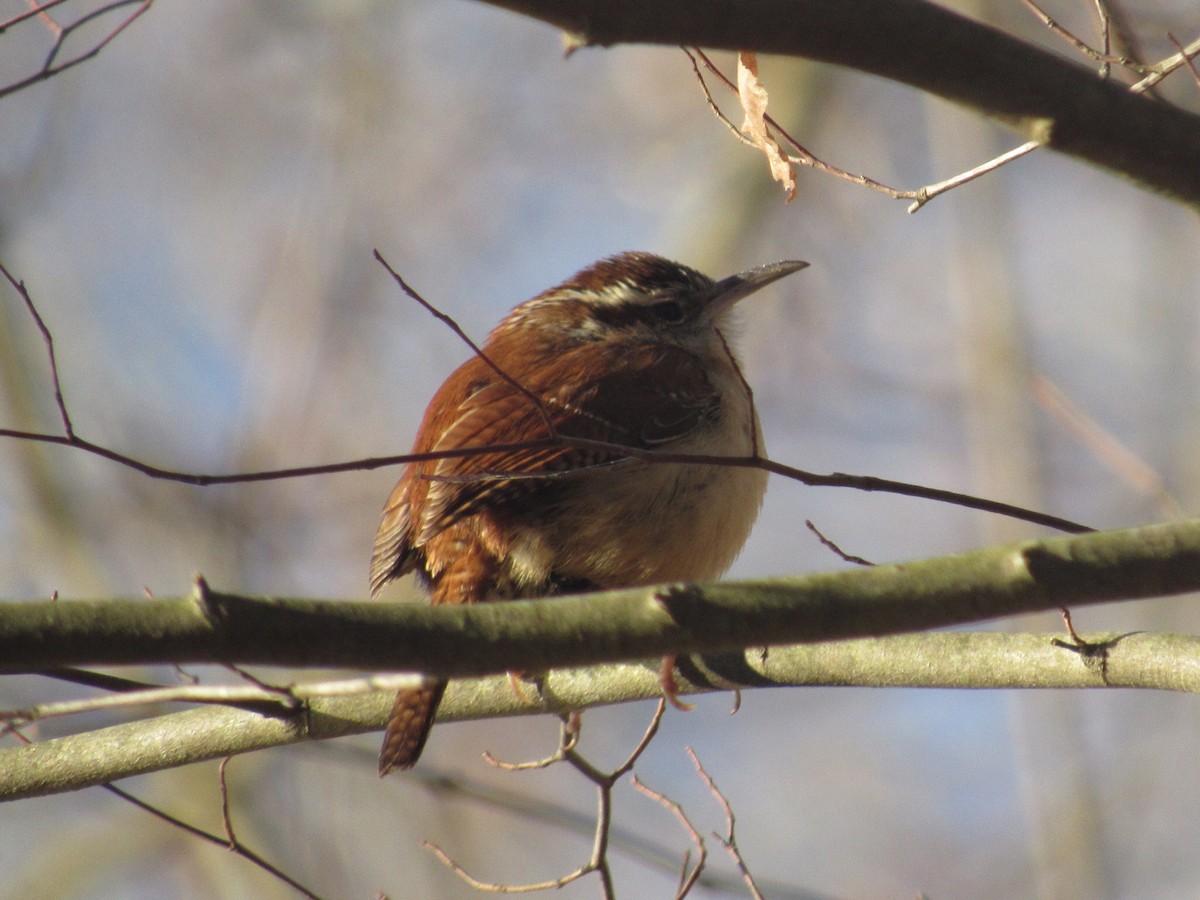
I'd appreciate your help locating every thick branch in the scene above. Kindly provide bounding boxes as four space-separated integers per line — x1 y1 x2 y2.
5 630 1200 800
0 519 1198 672
477 0 1200 206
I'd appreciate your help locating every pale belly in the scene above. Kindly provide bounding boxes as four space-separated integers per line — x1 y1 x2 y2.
504 414 768 589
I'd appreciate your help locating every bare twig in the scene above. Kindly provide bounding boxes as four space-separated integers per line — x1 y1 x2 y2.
804 519 875 566
0 0 154 101
341 742 819 898
370 258 1093 535
1051 607 1114 684
0 262 74 437
631 773 707 898
716 325 760 459
0 0 72 32
483 714 579 771
0 683 294 728
103 782 323 899
425 701 667 896
688 747 765 900
912 30 1200 209
687 31 1200 215
218 756 237 846
1168 33 1200 90
686 48 913 200
20 0 63 38
33 666 156 692
1017 0 1150 74
225 663 290 695
686 47 1038 211
1093 0 1113 79
5 722 320 897
422 841 594 894
0 258 1093 534
906 141 1040 211
1 671 424 730
1128 34 1200 92
1059 607 1085 646
373 249 558 436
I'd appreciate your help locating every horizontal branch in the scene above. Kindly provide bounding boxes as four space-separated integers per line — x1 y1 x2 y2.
477 0 1200 207
0 519 1198 673
5 630 1200 800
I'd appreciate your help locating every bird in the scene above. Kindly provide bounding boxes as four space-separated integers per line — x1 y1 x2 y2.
370 250 808 775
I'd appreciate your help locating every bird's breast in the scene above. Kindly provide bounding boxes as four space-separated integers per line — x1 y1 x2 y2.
504 365 767 590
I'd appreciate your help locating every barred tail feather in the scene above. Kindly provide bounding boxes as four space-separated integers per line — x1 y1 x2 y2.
379 681 447 776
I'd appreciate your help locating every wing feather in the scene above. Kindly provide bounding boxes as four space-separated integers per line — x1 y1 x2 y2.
370 339 721 595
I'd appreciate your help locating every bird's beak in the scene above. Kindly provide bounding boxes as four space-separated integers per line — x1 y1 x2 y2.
704 259 809 319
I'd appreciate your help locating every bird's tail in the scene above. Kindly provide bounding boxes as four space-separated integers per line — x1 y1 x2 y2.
379 680 447 776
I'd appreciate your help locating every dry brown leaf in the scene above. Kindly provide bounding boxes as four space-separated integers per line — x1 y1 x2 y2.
736 52 796 201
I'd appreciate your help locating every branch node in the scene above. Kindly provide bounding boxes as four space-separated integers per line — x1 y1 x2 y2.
192 574 221 624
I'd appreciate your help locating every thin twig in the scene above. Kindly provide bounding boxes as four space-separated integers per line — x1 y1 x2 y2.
355 742 816 897
0 0 154 101
686 48 913 200
804 520 875 566
373 249 558 437
1017 0 1150 73
218 757 237 847
33 667 158 692
483 714 578 771
687 33 1200 215
906 141 1040 212
0 262 74 437
225 663 295 697
0 0 72 33
423 840 592 893
103 782 323 899
715 325 760 458
1093 0 1112 79
0 683 295 726
1168 33 1200 90
21 0 62 37
371 264 1092 534
2 671 425 727
426 702 667 896
1125 34 1200 93
0 261 1092 534
687 46 1036 211
1051 608 1112 683
913 30 1200 208
688 747 765 900
3 725 321 898
631 772 707 898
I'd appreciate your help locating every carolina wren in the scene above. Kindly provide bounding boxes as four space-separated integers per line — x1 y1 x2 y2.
370 250 807 775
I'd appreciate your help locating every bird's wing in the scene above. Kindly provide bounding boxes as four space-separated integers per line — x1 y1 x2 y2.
369 340 724 595
412 341 721 545
370 487 417 598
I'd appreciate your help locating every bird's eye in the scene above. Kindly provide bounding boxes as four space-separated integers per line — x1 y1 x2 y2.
649 299 685 323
